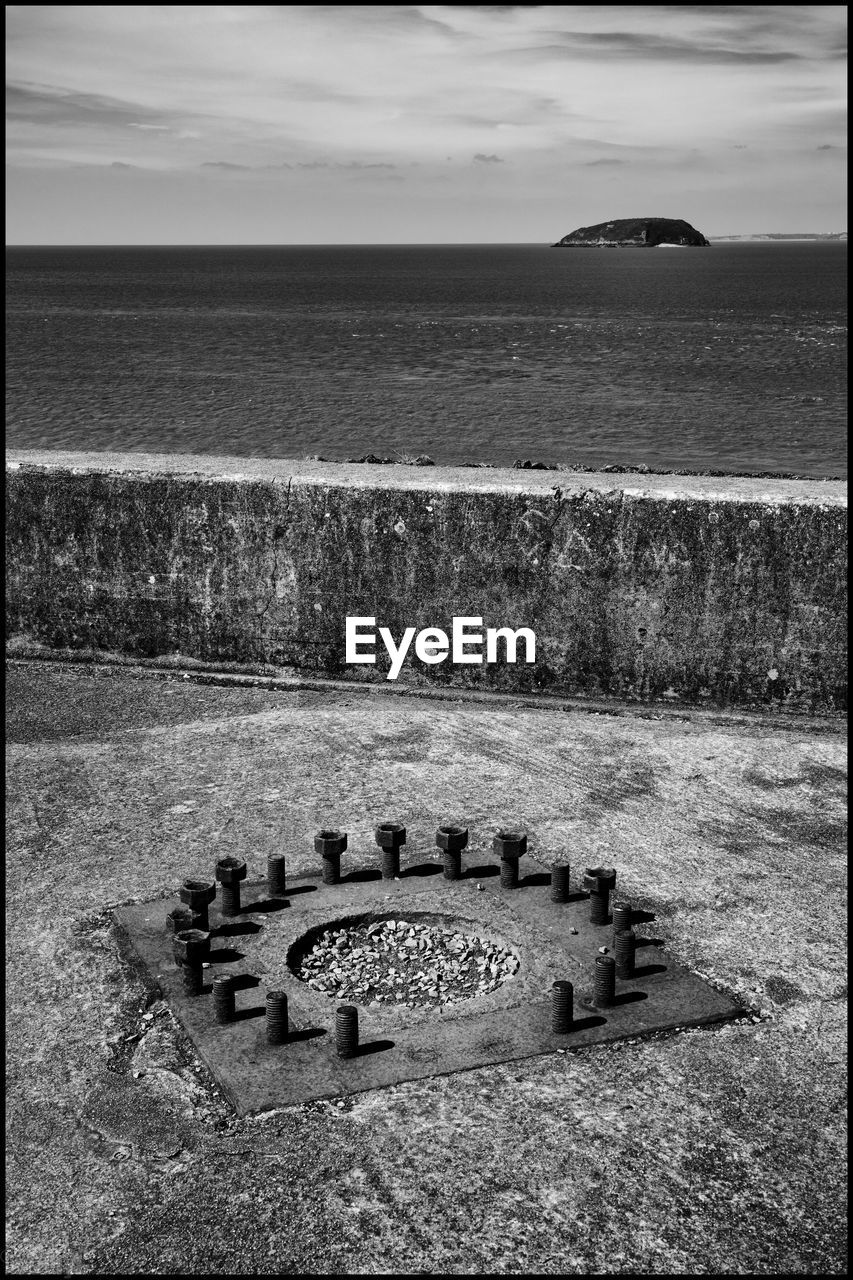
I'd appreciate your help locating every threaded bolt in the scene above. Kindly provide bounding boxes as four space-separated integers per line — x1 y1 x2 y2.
172 928 210 999
215 856 247 916
615 929 636 979
180 961 205 997
593 954 616 1007
443 849 462 880
500 857 519 889
321 852 341 885
315 830 347 884
583 867 616 926
589 892 609 924
266 990 289 1044
612 899 632 936
551 864 571 903
376 823 406 879
166 906 195 935
213 973 237 1023
268 854 287 897
336 1004 359 1058
551 980 574 1033
178 879 216 932
381 848 400 879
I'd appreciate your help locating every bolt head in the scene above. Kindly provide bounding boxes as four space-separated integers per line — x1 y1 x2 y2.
435 825 469 852
493 830 527 860
172 928 211 965
215 856 247 885
165 907 196 934
178 879 216 908
375 823 406 850
315 829 347 857
582 866 616 894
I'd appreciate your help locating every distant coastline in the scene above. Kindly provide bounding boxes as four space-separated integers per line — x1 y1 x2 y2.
710 232 846 242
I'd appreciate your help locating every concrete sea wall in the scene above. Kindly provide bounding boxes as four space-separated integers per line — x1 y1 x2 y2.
5 450 847 712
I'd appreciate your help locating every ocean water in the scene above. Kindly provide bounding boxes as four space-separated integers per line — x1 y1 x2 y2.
5 243 847 478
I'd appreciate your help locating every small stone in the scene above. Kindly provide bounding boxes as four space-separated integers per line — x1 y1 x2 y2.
598 947 609 954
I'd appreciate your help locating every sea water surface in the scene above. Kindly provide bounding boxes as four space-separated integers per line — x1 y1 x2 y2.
5 243 847 477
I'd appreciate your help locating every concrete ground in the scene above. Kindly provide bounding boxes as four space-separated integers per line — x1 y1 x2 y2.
5 661 847 1275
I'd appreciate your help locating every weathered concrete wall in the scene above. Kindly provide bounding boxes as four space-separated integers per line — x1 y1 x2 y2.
5 450 847 712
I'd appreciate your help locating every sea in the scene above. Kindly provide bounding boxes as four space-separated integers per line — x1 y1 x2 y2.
5 242 847 479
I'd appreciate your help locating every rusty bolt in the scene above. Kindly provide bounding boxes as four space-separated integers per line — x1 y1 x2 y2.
551 980 574 1034
215 856 247 886
375 823 406 850
551 864 571 903
493 830 527 860
213 973 236 1023
442 850 462 880
593 954 616 1007
172 928 211 967
582 866 617 895
382 849 400 879
266 990 289 1044
612 900 633 936
268 854 287 897
172 928 210 997
436 825 469 853
615 929 636 979
314 830 348 858
215 856 247 917
178 879 216 932
583 866 616 926
336 1004 359 1058
316 829 347 886
165 906 195 935
316 829 346 885
500 858 519 889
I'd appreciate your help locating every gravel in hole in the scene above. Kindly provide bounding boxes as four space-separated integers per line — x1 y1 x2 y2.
294 918 520 1009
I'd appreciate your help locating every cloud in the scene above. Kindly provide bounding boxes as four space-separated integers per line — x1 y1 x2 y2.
6 80 167 129
5 3 847 239
510 32 803 64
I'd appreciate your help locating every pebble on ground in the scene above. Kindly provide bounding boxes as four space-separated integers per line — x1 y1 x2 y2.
295 917 520 1009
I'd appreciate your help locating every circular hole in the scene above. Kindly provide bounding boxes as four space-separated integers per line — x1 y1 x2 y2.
217 857 240 869
287 913 521 1010
496 829 525 841
318 829 342 840
183 879 210 891
439 825 465 836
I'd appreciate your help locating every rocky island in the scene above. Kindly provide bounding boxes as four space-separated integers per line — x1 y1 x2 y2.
553 217 710 247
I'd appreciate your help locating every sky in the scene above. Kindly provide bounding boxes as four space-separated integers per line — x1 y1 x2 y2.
5 4 847 244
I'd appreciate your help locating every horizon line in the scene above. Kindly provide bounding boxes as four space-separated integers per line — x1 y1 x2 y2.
6 235 847 248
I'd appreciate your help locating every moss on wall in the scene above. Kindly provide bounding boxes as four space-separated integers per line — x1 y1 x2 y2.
5 461 847 711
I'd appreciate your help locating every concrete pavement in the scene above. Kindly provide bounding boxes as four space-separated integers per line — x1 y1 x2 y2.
5 661 847 1274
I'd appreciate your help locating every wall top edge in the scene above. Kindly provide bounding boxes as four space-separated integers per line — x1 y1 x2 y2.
5 449 847 507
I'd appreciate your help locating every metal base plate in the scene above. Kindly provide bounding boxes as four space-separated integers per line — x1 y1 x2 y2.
116 857 742 1114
